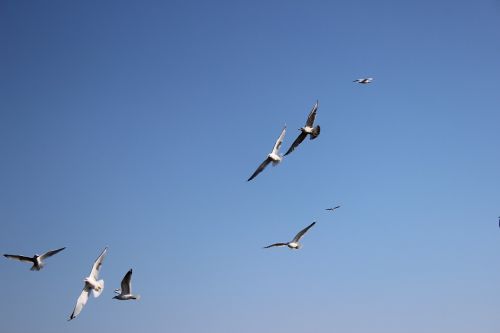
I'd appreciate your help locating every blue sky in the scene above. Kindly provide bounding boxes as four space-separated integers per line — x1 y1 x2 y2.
1 0 500 332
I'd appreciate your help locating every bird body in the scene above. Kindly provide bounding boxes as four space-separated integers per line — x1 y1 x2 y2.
269 152 281 161
84 276 105 298
3 247 66 271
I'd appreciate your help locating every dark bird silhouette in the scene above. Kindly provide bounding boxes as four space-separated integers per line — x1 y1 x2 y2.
326 205 341 211
353 77 373 84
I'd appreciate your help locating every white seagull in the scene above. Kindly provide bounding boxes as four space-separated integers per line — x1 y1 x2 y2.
113 269 141 300
247 125 286 181
69 247 107 321
284 101 320 156
3 247 65 271
264 222 316 250
353 77 373 84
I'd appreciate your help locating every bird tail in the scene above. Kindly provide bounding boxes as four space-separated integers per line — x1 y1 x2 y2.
30 264 42 271
310 125 320 139
271 159 282 166
92 279 105 298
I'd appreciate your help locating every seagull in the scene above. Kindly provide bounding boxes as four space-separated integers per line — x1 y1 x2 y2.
69 247 107 321
284 101 320 156
353 77 373 84
326 205 341 211
247 126 286 181
264 222 316 250
3 247 65 271
113 269 141 301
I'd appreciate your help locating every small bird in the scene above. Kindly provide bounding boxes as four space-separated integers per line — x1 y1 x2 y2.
353 77 373 84
284 101 320 156
326 205 341 211
264 222 316 250
498 216 500 228
69 247 107 321
247 126 286 181
113 269 141 301
3 247 65 271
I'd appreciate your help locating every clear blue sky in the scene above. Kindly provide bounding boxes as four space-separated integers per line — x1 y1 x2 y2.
1 0 500 332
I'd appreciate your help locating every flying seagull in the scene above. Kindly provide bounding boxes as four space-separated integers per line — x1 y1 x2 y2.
3 247 65 271
353 77 373 84
113 269 141 300
247 126 286 181
326 205 341 211
284 101 320 156
264 221 316 250
69 247 107 321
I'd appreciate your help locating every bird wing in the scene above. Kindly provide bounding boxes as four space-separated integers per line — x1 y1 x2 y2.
40 247 66 260
263 243 288 249
305 101 319 127
3 254 33 263
120 269 133 295
247 157 272 181
90 247 107 280
69 286 90 321
292 222 316 243
272 126 287 155
284 132 307 156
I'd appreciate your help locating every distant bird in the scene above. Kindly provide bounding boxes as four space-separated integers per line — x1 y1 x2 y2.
264 222 316 250
69 247 107 321
353 77 373 84
113 269 140 301
498 216 500 228
326 205 341 211
284 101 320 156
247 126 286 181
3 247 65 271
